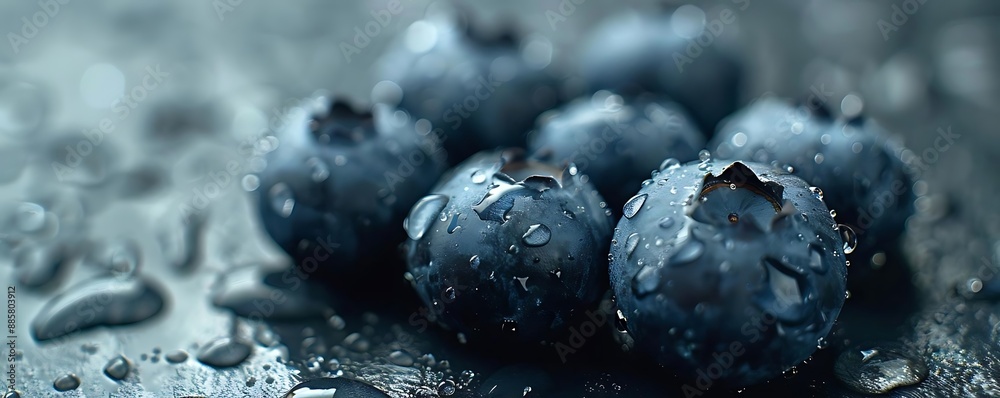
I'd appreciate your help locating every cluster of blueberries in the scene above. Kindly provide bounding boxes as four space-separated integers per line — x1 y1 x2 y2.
256 7 914 388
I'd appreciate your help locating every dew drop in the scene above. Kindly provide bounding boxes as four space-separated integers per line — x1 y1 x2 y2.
658 217 675 229
470 169 487 184
698 149 711 162
834 344 928 394
615 309 629 332
659 158 680 170
727 213 739 224
165 350 189 364
447 214 461 234
196 337 253 368
522 224 551 247
103 355 132 381
32 277 166 341
622 194 647 219
437 379 457 396
830 209 837 218
515 276 529 291
809 186 824 201
625 233 641 259
403 194 449 240
53 374 81 391
469 255 481 269
837 224 858 254
268 183 295 218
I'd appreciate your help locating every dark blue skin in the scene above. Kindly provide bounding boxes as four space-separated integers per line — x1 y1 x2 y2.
709 97 915 268
578 8 744 136
609 160 848 387
529 92 704 211
378 16 563 165
405 149 612 346
257 99 444 274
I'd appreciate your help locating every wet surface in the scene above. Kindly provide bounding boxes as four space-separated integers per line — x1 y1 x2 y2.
2 0 1000 397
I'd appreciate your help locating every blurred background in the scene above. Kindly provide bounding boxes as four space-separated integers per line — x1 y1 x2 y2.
2 0 1000 396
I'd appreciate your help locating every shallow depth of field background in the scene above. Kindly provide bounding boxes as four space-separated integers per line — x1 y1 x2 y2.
2 0 1000 396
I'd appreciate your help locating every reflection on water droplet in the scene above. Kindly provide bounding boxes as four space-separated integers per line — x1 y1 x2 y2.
268 183 295 217
660 158 680 170
515 276 529 291
404 194 449 240
625 233 641 259
837 224 858 254
469 255 480 269
165 350 189 364
522 224 551 247
197 337 252 368
53 374 81 391
698 150 711 162
103 355 132 380
437 379 457 396
471 169 487 184
32 276 166 341
622 194 647 219
447 214 461 234
835 344 928 394
809 186 824 201
658 217 675 229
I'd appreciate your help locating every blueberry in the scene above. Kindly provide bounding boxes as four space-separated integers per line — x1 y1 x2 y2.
256 98 444 274
578 7 744 135
377 15 563 164
609 159 848 386
529 91 704 210
709 97 915 266
404 149 612 345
